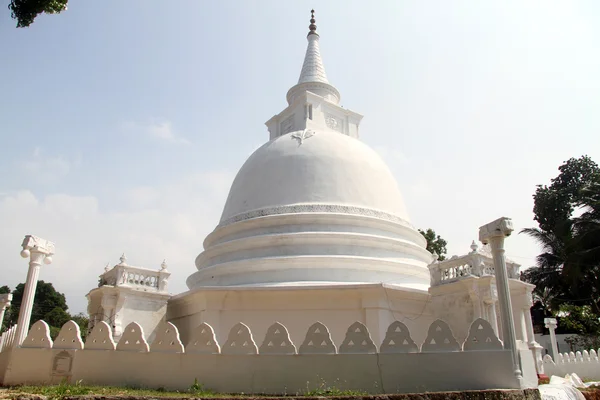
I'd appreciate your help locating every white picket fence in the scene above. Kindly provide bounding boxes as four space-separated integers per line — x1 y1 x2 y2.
543 350 600 380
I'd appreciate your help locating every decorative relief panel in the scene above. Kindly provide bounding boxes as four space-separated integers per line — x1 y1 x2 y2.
280 115 295 136
462 318 502 351
186 322 220 354
85 321 116 350
116 322 149 352
22 320 53 349
51 350 74 378
150 321 184 353
299 322 336 354
339 321 376 354
259 322 296 355
325 113 343 133
380 321 418 353
222 322 258 355
421 320 460 352
53 320 84 350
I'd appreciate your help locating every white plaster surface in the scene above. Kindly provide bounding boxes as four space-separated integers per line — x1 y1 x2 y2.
53 321 84 350
0 318 528 393
85 321 116 350
150 321 184 353
186 322 220 354
463 318 503 351
21 320 52 349
219 131 411 225
116 322 149 352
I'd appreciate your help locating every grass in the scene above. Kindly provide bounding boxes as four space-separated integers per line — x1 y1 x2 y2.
2 378 367 399
3 379 220 399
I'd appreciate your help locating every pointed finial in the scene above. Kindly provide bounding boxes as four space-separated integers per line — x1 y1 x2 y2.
470 240 478 253
160 259 168 271
119 253 127 265
104 263 111 272
308 9 317 35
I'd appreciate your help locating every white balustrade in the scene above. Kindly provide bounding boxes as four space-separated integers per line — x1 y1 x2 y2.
428 241 521 286
98 256 170 293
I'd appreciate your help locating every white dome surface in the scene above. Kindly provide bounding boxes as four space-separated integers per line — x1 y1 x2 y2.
220 130 410 225
186 129 433 291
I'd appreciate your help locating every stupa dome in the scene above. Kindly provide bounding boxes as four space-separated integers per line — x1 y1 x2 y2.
186 129 432 291
219 130 410 226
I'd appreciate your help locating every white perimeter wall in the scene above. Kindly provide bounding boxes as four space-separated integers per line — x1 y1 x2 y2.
3 347 522 394
0 318 536 394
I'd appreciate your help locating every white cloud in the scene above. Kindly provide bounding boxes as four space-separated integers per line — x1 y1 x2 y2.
121 120 191 144
0 170 233 314
20 147 72 182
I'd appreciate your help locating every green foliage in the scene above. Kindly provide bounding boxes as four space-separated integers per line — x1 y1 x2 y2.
44 307 71 330
559 305 600 335
70 312 90 341
521 155 600 315
2 280 89 340
9 0 68 28
304 377 368 396
6 280 68 328
419 228 448 261
9 380 224 399
533 156 599 232
565 335 600 353
189 378 214 395
0 285 10 294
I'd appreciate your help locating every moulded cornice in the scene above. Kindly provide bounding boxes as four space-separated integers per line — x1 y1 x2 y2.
218 204 413 229
196 231 432 270
205 210 421 249
187 255 431 288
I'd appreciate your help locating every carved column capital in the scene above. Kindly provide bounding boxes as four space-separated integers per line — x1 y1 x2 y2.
20 235 55 265
544 317 557 330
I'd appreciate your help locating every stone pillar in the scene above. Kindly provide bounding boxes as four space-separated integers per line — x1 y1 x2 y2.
0 293 12 329
519 308 528 342
486 300 499 337
14 235 55 347
544 318 559 360
524 304 545 375
479 217 523 384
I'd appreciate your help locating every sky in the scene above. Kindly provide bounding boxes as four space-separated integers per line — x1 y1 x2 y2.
1 1 599 314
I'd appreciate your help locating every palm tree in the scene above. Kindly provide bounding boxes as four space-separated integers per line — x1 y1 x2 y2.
522 180 600 314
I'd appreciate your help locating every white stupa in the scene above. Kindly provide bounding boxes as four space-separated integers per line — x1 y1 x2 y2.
167 11 435 346
87 13 541 384
0 11 552 393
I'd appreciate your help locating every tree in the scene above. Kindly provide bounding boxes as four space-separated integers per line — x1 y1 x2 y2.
9 0 68 28
0 281 89 340
419 228 448 261
521 156 600 315
70 313 90 341
6 280 68 328
2 280 70 339
532 156 599 232
0 286 11 332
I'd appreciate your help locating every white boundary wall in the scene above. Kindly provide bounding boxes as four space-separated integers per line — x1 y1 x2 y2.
0 318 531 394
543 350 600 381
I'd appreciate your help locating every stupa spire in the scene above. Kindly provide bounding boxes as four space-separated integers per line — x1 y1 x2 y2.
297 9 329 85
286 10 340 105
